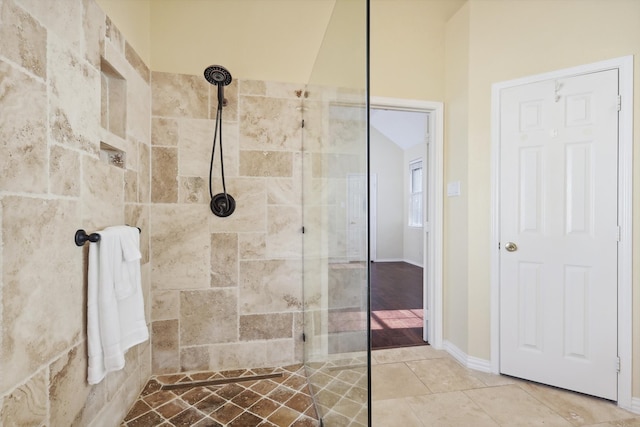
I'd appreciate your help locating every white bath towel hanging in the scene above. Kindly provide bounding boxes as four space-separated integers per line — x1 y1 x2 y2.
87 225 149 385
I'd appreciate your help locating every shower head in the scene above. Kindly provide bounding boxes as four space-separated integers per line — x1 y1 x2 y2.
204 65 232 86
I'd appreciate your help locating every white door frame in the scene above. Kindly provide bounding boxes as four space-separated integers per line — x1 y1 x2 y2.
490 56 634 409
370 97 444 348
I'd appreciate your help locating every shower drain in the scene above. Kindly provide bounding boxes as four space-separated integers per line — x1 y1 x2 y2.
160 372 284 390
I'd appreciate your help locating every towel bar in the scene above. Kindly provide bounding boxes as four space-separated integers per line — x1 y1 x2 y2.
75 227 141 247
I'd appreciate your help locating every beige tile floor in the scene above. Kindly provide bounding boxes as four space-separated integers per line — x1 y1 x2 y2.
372 346 640 427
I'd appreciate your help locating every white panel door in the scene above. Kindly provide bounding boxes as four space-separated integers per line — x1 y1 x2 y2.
499 69 619 400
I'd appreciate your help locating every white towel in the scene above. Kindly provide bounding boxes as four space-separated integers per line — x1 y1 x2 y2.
87 226 149 385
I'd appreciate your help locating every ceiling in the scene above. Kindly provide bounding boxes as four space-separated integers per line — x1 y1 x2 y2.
370 108 429 150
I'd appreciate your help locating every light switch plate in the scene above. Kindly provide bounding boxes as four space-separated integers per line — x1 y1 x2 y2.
447 181 461 197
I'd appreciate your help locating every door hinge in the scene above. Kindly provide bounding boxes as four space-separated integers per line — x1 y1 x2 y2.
616 356 621 373
617 95 622 112
302 119 305 128
302 226 305 234
617 226 621 242
302 333 306 342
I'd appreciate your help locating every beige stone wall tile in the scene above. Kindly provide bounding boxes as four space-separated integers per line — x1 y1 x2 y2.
239 96 302 151
140 262 151 325
265 339 296 367
152 117 178 146
151 147 178 203
107 72 127 138
124 169 138 202
49 40 100 154
81 155 124 232
105 347 139 401
124 203 149 263
210 79 238 121
100 72 108 129
178 176 207 204
127 72 151 144
266 205 302 258
126 137 141 172
1 197 82 393
328 264 367 310
298 100 324 151
82 0 106 69
105 16 124 53
209 178 266 233
0 61 48 193
0 0 47 78
0 368 47 426
265 81 305 100
151 71 208 118
180 289 238 346
239 150 293 177
239 259 302 314
72 380 107 427
239 233 266 260
138 142 151 203
150 204 210 290
49 344 95 426
138 339 152 390
292 312 304 362
125 41 150 83
209 342 268 371
17 0 82 50
178 118 214 176
50 144 81 196
152 320 179 374
240 313 292 341
267 178 300 205
240 80 266 96
151 290 179 321
211 233 238 287
181 346 210 372
89 368 140 426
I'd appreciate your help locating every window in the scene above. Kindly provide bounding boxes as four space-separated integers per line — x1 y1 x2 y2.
409 159 423 227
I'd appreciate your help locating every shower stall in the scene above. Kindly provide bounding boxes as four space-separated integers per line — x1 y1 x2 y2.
300 1 370 425
0 0 369 424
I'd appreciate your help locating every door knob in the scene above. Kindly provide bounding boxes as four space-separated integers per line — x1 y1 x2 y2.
505 242 518 252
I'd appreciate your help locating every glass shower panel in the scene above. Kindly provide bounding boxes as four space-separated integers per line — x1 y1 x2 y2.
301 0 369 426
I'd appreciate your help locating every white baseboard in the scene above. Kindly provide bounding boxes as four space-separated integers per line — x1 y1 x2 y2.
443 340 492 373
373 258 424 268
443 341 640 413
628 397 640 414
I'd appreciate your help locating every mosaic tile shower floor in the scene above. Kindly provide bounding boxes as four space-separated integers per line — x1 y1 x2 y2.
121 365 319 427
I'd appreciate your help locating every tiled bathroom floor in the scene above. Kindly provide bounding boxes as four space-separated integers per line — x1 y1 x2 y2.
123 346 640 426
121 365 319 427
372 345 640 427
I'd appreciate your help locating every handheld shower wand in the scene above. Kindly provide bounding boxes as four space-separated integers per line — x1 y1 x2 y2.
204 65 235 217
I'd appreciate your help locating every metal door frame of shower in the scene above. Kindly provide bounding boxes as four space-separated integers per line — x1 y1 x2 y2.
370 96 444 349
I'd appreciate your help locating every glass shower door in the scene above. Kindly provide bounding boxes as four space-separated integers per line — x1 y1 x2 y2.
301 0 369 425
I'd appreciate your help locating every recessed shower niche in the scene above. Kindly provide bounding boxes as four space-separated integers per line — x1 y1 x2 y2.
100 57 127 168
100 57 127 139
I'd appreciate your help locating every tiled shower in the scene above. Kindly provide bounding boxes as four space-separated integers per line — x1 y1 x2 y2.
0 0 368 425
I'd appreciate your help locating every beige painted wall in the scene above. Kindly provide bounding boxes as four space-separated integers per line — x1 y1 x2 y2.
370 0 465 100
149 0 336 83
450 0 640 393
443 1 470 355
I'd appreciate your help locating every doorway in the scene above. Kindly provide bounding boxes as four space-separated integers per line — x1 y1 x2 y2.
369 97 444 350
491 56 634 407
